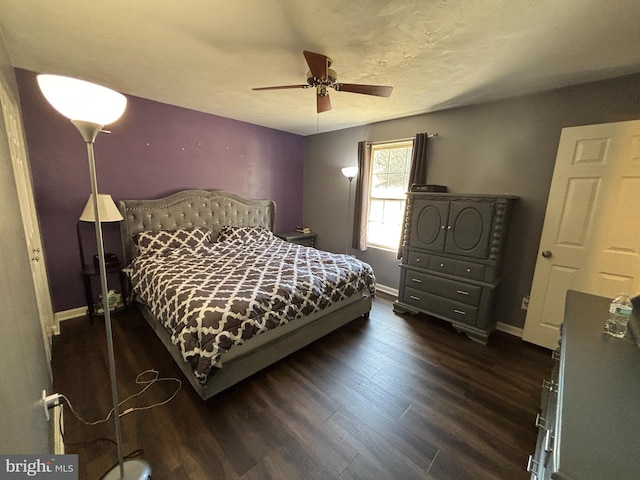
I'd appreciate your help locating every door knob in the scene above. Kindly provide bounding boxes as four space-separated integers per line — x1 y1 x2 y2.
541 250 552 258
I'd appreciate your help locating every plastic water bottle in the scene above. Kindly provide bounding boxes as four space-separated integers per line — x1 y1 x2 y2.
604 293 633 338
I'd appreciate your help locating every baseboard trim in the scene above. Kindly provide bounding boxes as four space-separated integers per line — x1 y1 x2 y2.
55 307 86 323
496 322 523 338
51 404 64 455
375 284 398 297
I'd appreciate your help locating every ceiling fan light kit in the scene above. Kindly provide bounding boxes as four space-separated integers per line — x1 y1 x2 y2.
253 50 393 113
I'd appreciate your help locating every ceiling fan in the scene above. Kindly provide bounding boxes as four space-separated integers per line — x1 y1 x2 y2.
252 50 393 113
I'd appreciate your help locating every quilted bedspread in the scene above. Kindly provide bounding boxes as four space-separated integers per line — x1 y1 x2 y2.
127 229 376 383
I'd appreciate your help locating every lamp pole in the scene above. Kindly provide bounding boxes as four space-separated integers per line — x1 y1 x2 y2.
341 167 358 255
346 175 353 254
79 122 126 478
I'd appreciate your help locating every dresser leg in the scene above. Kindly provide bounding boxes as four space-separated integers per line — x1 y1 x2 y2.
393 301 418 315
453 327 489 345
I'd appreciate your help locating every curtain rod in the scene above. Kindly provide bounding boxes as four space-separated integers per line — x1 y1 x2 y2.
368 133 438 146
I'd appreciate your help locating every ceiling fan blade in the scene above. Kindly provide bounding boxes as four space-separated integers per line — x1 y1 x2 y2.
334 83 393 97
252 84 309 91
317 93 331 113
303 50 329 81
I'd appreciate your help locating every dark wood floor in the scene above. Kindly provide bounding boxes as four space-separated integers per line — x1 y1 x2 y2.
52 294 553 480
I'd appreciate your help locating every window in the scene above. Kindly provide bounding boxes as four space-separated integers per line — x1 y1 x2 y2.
366 140 413 250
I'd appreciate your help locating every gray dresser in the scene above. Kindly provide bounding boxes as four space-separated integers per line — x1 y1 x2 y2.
393 193 517 343
528 290 640 480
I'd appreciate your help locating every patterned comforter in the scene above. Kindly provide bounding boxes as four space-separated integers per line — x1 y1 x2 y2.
126 227 376 383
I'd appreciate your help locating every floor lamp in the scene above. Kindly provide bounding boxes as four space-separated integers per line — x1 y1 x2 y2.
37 74 151 480
341 167 358 255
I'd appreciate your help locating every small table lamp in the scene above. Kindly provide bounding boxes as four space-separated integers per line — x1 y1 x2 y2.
77 193 123 268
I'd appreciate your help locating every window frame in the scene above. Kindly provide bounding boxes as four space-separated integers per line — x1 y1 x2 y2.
365 139 414 251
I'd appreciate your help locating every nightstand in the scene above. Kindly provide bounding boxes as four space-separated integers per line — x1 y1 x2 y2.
276 231 317 247
80 260 127 322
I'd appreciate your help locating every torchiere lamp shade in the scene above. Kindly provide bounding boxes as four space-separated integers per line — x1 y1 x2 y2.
36 74 126 125
341 166 358 179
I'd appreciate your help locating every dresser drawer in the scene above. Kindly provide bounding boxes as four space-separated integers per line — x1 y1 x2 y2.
294 237 316 247
529 352 560 480
404 287 478 326
403 270 482 306
455 260 486 281
406 250 429 268
429 255 456 275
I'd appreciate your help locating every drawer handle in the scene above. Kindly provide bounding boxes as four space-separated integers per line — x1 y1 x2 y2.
456 290 469 295
466 268 472 273
543 429 554 453
453 309 466 315
535 413 547 429
440 263 445 268
411 278 422 283
410 295 420 301
415 258 421 262
526 455 539 476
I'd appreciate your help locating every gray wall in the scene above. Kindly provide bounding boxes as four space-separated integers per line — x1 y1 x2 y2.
304 73 640 329
0 41 52 451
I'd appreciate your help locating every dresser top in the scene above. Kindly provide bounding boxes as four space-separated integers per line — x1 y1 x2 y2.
557 290 640 480
406 192 519 200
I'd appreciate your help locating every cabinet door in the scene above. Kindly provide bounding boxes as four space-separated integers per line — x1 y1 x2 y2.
444 200 494 259
410 199 450 252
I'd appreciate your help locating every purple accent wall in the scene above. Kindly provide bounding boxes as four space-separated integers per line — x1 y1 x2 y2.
15 69 304 312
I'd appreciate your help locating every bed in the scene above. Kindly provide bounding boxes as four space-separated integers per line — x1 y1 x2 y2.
118 189 375 400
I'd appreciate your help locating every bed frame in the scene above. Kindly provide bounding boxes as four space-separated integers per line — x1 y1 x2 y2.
118 189 372 400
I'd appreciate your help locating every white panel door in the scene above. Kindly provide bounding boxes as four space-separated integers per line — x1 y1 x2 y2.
0 75 56 362
523 120 640 349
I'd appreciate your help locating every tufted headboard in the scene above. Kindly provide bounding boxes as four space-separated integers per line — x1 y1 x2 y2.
118 189 276 265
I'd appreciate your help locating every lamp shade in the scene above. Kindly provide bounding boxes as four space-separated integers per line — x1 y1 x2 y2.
37 74 127 125
79 194 123 223
341 166 358 179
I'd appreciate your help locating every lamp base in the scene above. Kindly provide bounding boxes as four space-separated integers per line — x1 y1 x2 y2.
102 459 151 480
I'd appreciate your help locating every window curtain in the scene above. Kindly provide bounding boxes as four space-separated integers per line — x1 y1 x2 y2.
352 141 371 251
397 132 430 258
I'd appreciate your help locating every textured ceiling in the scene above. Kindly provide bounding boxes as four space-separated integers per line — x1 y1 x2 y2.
1 0 640 136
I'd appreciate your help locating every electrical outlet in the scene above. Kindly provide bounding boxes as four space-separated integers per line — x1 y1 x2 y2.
42 390 62 421
521 295 530 310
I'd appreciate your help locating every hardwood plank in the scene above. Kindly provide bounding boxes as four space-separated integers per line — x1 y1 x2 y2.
324 408 429 480
51 293 553 479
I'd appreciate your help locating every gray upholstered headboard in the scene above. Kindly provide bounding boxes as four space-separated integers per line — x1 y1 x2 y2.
118 189 276 265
